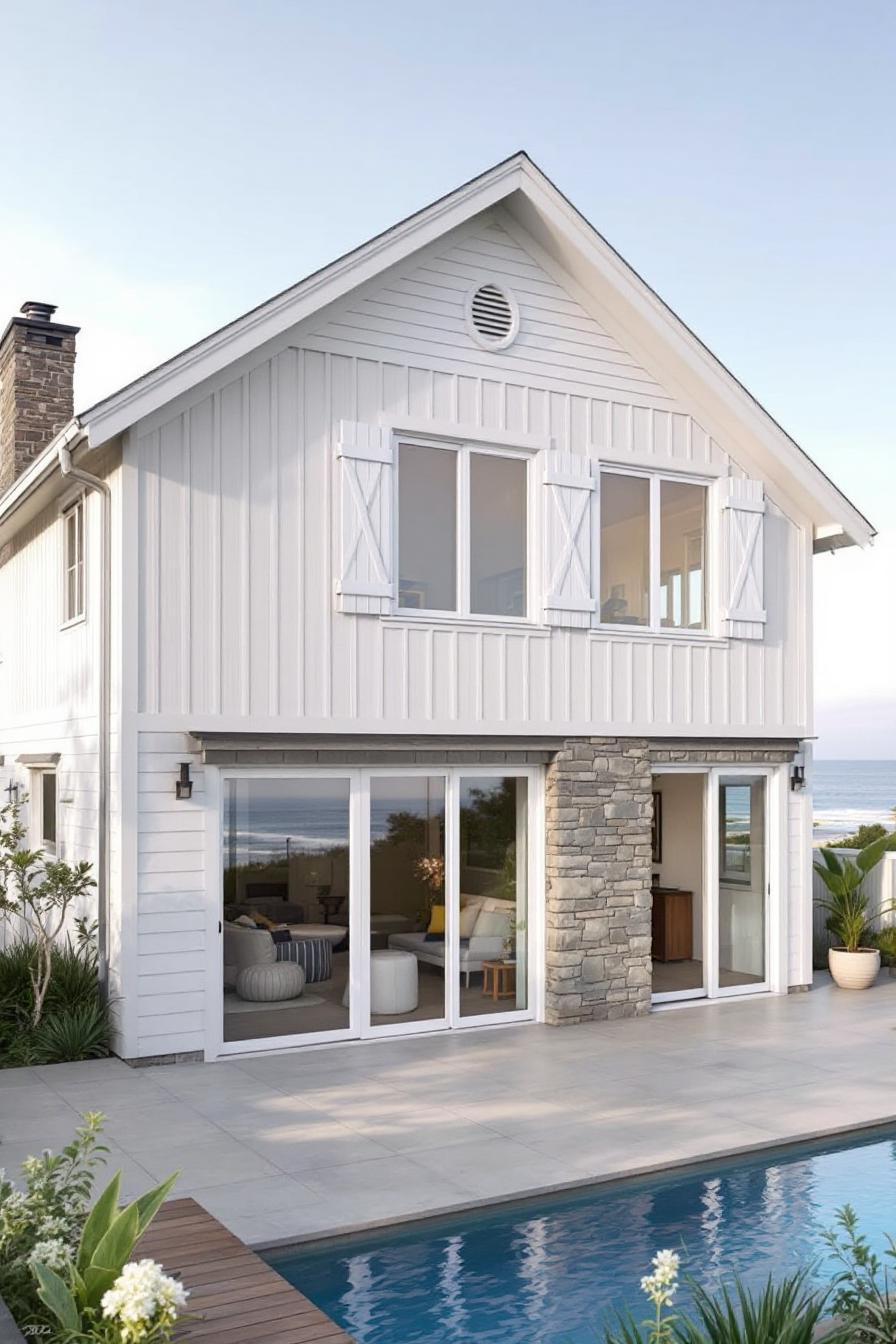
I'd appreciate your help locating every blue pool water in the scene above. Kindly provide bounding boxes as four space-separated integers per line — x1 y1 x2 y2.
267 1126 896 1343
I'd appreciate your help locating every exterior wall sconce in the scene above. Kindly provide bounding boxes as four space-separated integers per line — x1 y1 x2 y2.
175 763 193 800
790 763 806 792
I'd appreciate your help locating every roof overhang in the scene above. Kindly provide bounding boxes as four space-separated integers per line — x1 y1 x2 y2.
0 420 87 548
0 152 874 550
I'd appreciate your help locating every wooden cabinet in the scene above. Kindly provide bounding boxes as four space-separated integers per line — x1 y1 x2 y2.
651 888 693 962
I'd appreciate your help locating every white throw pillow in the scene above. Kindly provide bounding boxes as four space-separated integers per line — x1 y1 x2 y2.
472 908 513 939
458 901 483 938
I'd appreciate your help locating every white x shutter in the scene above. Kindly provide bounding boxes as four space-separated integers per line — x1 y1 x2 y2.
336 420 394 615
721 476 766 639
542 451 598 627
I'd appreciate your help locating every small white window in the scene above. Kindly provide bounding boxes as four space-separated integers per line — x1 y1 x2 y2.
62 498 85 624
31 770 57 855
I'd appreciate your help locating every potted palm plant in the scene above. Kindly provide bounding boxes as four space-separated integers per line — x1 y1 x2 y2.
815 831 896 989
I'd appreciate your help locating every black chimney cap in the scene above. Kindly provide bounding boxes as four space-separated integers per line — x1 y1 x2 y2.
20 301 58 321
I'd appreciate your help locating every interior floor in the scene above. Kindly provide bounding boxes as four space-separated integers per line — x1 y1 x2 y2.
651 958 763 995
223 950 523 1042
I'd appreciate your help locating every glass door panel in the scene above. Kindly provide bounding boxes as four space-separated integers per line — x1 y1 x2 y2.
222 777 351 1043
368 776 446 1028
717 776 767 989
458 775 529 1018
650 773 706 1001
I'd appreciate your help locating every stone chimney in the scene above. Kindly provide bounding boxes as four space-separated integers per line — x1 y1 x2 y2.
0 301 79 496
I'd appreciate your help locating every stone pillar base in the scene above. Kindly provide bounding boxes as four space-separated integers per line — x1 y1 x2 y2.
544 737 653 1025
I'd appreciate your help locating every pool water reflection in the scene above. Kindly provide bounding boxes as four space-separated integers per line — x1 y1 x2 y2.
267 1126 896 1344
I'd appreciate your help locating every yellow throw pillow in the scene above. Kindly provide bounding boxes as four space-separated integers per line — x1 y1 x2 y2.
427 904 446 935
249 910 276 930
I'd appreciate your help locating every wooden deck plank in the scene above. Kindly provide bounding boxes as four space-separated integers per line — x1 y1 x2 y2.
135 1199 353 1343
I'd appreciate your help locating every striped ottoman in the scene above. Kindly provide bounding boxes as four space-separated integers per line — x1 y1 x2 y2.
276 935 333 983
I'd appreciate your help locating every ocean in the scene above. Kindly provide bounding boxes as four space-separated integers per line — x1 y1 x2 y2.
222 763 893 858
813 759 895 842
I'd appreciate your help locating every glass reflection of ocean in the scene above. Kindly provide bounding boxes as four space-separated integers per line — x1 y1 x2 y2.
227 795 441 860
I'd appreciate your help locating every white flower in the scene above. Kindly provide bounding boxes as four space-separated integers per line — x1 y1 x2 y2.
652 1248 680 1282
27 1237 70 1271
641 1248 680 1308
101 1259 188 1343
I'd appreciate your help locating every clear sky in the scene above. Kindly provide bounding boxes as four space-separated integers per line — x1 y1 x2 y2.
2 0 893 756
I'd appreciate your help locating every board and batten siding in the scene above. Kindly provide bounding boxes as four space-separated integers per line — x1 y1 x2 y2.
124 210 813 1056
131 213 809 738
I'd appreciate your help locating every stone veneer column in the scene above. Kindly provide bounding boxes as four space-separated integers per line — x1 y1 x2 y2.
544 737 653 1024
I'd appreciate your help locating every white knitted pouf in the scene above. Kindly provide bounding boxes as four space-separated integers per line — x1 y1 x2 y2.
236 961 305 1003
370 949 418 1014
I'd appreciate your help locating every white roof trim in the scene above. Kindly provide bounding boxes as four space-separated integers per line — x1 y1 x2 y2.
4 151 872 549
81 156 528 445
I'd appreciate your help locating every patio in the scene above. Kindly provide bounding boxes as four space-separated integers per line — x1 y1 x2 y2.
3 973 896 1250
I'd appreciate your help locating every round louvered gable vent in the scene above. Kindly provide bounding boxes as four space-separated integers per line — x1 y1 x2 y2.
466 282 519 350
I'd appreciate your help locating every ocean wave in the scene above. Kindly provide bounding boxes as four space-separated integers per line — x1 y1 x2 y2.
812 808 895 842
813 806 895 827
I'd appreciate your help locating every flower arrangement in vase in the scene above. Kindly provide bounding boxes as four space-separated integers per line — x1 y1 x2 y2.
414 854 444 926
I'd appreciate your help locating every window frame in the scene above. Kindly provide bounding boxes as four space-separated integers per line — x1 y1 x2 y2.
60 494 86 628
395 436 534 624
597 465 713 636
30 768 58 856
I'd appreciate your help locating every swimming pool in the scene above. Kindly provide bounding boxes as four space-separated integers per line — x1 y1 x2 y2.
267 1125 896 1343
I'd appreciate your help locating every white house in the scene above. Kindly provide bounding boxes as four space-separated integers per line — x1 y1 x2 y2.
0 154 874 1063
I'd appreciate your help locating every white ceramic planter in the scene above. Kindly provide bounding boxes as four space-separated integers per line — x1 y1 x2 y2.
828 946 881 990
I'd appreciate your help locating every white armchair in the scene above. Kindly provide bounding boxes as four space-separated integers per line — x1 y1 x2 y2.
223 922 275 990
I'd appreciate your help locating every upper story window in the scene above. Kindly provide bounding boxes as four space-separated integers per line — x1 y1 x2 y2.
398 441 528 619
62 497 85 624
599 470 707 631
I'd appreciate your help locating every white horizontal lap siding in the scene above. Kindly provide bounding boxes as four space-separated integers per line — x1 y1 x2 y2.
135 732 207 1056
132 213 806 736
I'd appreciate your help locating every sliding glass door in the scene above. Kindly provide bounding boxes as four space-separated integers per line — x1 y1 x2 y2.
222 775 352 1046
458 775 529 1022
218 767 538 1053
365 776 447 1033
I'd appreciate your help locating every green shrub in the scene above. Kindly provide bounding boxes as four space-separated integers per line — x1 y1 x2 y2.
0 1114 185 1343
604 1265 831 1344
0 925 113 1068
675 1272 830 1344
33 1167 182 1343
873 927 896 966
822 1205 896 1341
823 823 889 851
29 1000 114 1064
0 1112 108 1329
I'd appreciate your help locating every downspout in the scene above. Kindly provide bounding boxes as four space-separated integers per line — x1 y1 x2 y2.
58 428 111 995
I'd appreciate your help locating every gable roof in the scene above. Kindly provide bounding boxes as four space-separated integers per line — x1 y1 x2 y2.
1 152 874 549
